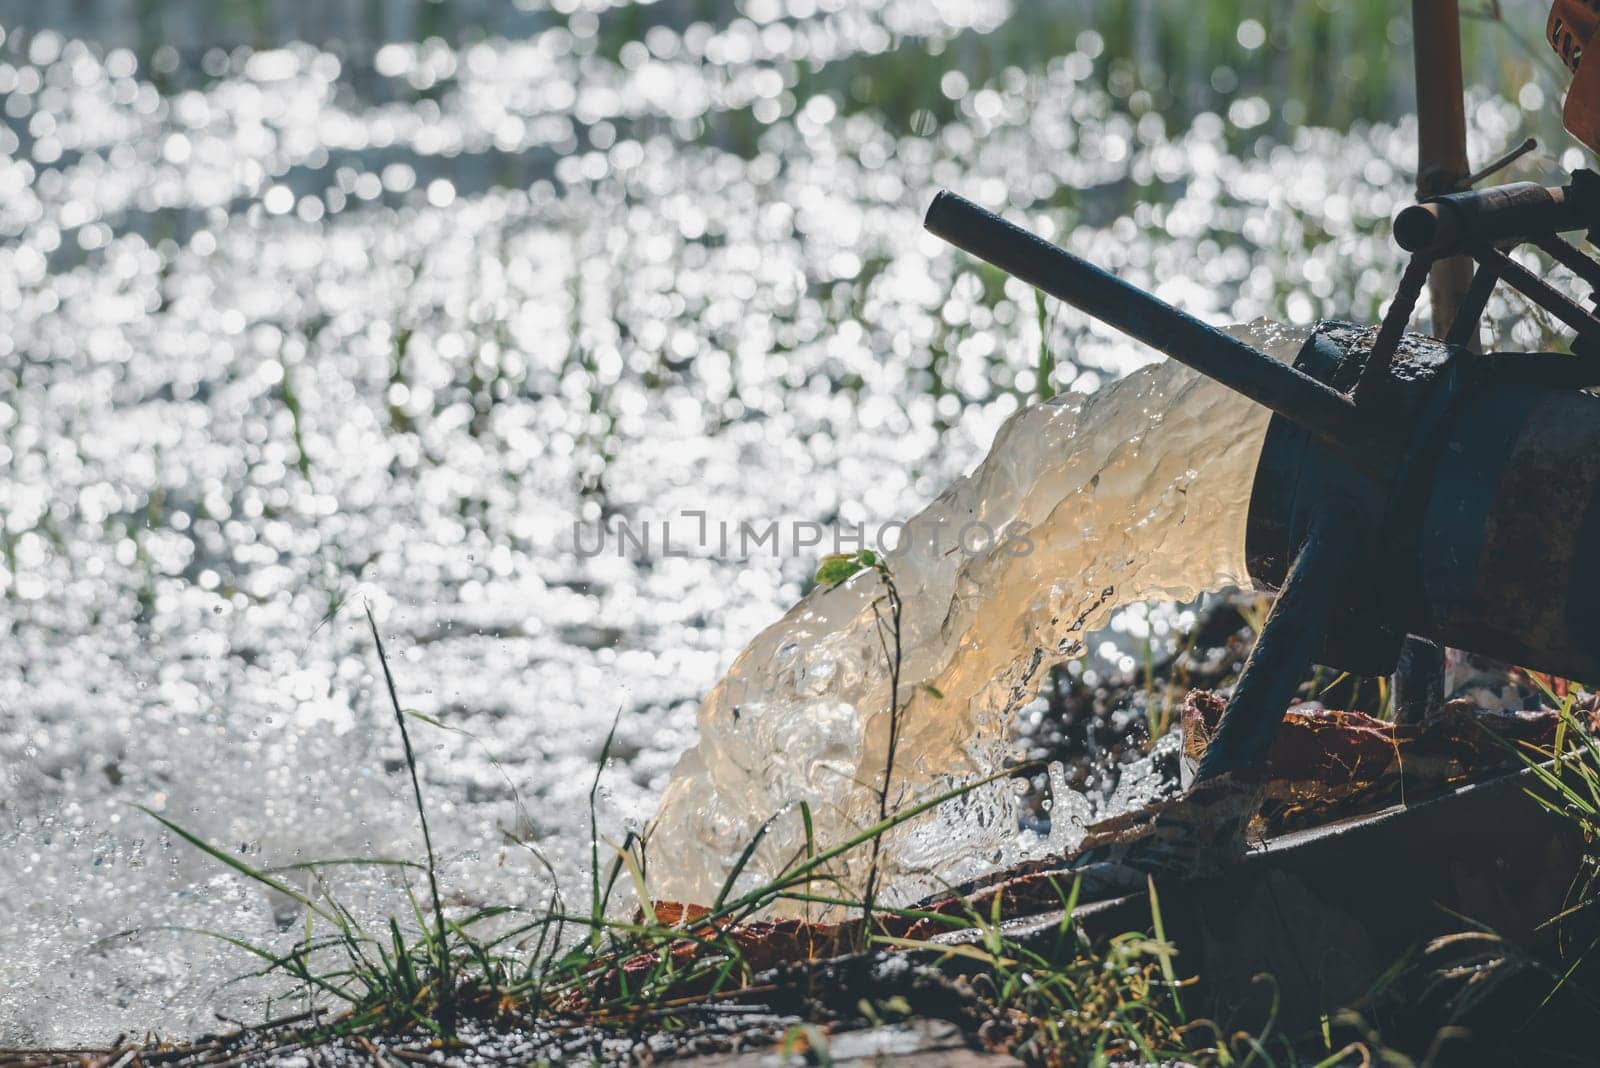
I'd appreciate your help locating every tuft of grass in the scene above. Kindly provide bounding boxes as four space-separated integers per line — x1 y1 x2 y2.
875 875 1211 1065
1487 682 1600 1013
118 579 1277 1064
1376 679 1600 1050
126 700 1044 1050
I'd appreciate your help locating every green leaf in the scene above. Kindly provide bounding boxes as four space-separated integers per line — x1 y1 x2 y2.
813 549 888 586
813 552 868 587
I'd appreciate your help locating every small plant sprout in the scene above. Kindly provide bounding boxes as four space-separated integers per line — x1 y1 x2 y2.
813 547 883 587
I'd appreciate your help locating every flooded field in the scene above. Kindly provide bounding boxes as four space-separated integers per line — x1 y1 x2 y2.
0 0 1576 1045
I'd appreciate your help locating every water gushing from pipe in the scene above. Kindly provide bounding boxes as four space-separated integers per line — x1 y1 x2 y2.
648 321 1309 908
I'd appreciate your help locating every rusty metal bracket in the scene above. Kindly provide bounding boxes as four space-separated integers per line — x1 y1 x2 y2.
1352 254 1434 405
1195 499 1370 783
1361 171 1600 393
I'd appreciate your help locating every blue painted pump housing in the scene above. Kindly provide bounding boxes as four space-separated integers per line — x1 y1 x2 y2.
1245 322 1600 687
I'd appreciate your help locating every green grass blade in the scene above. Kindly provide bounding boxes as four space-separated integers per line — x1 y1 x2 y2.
365 602 454 1032
132 804 337 925
1147 875 1184 1023
713 816 775 912
589 708 623 946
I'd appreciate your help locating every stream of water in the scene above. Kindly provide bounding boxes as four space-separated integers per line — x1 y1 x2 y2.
649 321 1306 907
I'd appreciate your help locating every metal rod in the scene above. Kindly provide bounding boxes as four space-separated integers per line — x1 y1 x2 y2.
1392 636 1445 724
1460 137 1537 189
1396 0 1463 721
1533 233 1600 293
1444 261 1499 348
1353 254 1432 404
1476 244 1600 344
1195 502 1365 782
1413 0 1475 340
924 191 1388 475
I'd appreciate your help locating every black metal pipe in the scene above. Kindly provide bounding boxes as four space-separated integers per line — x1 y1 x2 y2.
1392 635 1445 724
1195 501 1365 782
924 191 1389 476
1444 262 1499 348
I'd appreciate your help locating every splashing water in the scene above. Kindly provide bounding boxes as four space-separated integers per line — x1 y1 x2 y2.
647 320 1310 908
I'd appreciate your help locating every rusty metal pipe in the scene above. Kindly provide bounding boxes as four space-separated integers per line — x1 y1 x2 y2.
1353 255 1433 404
924 191 1390 476
1400 0 1470 732
1394 183 1586 256
1412 0 1475 339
